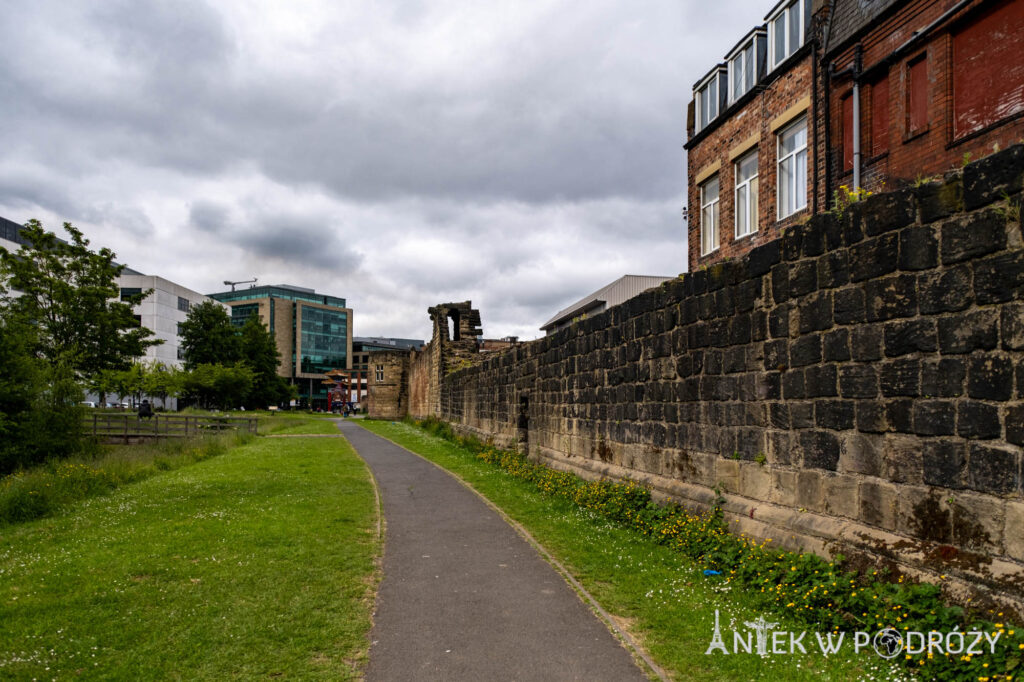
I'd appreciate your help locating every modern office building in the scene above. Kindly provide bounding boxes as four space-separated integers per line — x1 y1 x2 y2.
207 284 353 408
117 271 227 369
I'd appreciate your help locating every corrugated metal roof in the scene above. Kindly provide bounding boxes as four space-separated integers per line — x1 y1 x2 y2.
541 275 674 331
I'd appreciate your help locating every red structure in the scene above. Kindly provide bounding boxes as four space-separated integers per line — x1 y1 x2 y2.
685 0 1024 272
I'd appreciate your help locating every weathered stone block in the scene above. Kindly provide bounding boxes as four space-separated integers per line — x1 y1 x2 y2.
834 286 866 324
967 355 1014 401
823 474 859 518
850 324 882 361
856 402 887 433
790 334 822 367
839 365 878 399
880 359 920 397
898 488 952 544
790 402 814 428
884 319 937 357
763 339 789 371
883 434 924 484
771 264 790 303
796 470 823 511
1007 405 1024 446
768 429 793 465
816 400 855 430
917 173 963 223
899 225 939 271
865 275 917 322
772 469 799 507
740 462 772 501
920 358 965 397
940 210 1007 264
974 251 1024 305
716 458 740 494
967 442 1020 494
800 430 841 471
782 370 805 399
859 481 897 531
922 440 966 489
747 240 782 277
804 365 838 397
817 251 851 289
886 399 913 433
798 292 833 333
823 328 850 362
1005 501 1024 562
862 189 916 236
951 492 1005 553
790 261 819 297
1001 303 1024 351
917 264 972 314
851 233 900 282
913 400 956 437
956 401 1001 439
937 310 998 354
962 144 1024 210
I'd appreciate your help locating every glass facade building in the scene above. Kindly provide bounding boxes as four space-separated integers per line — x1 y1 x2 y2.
207 284 352 409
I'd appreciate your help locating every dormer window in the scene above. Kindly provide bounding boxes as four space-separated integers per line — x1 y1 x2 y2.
768 0 810 69
726 28 765 104
694 66 726 133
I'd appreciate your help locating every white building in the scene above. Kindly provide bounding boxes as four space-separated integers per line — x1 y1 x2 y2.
541 274 675 335
117 270 227 369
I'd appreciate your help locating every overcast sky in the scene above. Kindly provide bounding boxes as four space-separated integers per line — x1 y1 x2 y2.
1 0 753 341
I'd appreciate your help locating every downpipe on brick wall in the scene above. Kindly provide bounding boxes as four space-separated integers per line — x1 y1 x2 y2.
830 44 863 191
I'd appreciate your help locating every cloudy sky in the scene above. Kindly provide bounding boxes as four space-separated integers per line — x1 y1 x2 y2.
1 0 752 341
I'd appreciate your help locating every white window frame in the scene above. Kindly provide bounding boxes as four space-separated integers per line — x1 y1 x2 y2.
375 364 384 382
694 67 723 133
734 150 759 239
777 116 808 219
728 40 756 104
700 176 720 256
768 0 807 69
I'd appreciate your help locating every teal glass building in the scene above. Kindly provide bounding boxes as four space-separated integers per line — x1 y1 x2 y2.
207 284 352 409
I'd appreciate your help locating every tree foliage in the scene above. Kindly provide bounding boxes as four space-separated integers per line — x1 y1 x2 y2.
238 315 291 409
179 301 239 370
0 219 161 379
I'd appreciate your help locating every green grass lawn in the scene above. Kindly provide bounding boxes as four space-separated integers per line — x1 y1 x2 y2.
358 420 912 682
0 435 380 680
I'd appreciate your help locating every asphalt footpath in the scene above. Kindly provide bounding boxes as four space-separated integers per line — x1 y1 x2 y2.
336 420 649 682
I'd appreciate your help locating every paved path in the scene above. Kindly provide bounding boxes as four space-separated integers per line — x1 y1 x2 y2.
336 420 649 682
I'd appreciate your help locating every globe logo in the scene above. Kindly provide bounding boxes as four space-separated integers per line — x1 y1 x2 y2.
873 628 904 659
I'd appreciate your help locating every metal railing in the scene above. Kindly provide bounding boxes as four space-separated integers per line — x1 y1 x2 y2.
86 413 259 443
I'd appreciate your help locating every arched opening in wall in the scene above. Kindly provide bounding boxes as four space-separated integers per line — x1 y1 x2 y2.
447 309 461 341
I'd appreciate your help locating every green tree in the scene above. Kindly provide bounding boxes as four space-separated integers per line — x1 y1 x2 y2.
0 317 85 474
181 364 254 410
179 301 240 370
143 361 181 410
0 220 161 392
238 315 288 409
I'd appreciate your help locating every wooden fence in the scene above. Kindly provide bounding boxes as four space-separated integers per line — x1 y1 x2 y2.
86 413 259 443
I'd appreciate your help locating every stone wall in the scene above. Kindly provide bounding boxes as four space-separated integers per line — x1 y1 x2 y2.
365 350 409 420
435 146 1024 616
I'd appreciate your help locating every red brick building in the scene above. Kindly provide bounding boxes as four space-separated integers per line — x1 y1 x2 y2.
828 0 1024 195
685 0 824 272
685 0 1024 272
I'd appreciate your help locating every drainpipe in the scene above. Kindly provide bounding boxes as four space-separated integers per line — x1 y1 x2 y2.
852 46 864 191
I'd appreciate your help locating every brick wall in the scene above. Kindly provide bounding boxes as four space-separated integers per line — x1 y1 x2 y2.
435 145 1024 616
687 55 825 272
829 0 1024 195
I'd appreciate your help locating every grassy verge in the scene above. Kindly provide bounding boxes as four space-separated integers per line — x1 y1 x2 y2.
259 414 343 435
0 433 252 525
358 419 922 681
0 435 380 680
